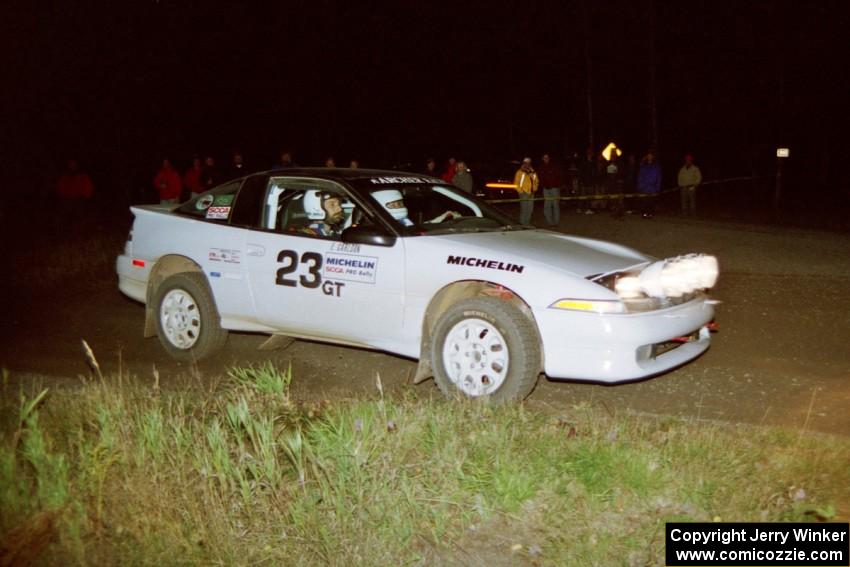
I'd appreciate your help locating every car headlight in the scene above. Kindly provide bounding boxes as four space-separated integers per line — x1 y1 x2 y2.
640 254 719 298
593 253 719 308
549 299 625 314
614 275 643 299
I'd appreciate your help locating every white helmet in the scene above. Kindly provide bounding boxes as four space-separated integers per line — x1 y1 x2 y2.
372 189 409 221
302 190 338 220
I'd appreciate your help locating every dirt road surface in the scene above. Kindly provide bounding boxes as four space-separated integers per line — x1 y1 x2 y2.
3 212 849 435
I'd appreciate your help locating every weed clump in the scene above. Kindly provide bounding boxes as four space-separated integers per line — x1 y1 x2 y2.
0 365 847 565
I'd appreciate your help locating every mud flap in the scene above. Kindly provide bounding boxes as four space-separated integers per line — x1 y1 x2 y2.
258 334 296 351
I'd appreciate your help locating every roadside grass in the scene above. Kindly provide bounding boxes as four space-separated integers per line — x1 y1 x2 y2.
1 365 848 565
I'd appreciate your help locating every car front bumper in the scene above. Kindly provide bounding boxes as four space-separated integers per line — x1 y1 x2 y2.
536 296 715 382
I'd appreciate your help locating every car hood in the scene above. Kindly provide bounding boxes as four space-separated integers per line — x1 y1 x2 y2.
432 229 652 277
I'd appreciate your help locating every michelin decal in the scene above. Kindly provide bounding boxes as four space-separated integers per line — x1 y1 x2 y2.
446 255 524 273
323 253 378 284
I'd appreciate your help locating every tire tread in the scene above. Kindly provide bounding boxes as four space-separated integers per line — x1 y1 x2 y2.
431 297 541 403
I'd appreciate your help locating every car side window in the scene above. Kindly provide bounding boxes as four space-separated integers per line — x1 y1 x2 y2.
262 179 354 240
177 180 242 222
400 186 479 225
229 175 267 228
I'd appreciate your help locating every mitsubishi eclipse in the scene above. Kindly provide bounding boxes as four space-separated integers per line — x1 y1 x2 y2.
117 168 719 403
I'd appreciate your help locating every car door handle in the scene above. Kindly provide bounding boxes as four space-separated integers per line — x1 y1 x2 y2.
247 243 265 257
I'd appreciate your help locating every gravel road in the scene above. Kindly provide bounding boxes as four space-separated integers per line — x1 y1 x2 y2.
3 210 848 435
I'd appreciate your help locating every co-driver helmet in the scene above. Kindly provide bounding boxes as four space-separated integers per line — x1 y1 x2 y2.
372 189 409 221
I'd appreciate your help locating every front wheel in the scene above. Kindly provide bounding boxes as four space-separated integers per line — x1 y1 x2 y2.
153 272 228 361
431 297 541 403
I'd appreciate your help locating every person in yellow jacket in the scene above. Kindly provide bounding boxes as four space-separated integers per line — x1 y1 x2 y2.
677 154 702 216
514 157 539 225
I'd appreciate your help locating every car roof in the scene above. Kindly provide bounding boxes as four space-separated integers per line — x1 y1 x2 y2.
257 167 442 183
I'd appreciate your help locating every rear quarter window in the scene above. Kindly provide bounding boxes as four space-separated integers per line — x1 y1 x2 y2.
177 180 242 222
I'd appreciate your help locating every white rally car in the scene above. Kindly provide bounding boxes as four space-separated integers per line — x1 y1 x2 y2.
117 169 718 403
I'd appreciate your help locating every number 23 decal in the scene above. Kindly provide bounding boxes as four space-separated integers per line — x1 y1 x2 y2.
275 250 322 288
275 249 345 297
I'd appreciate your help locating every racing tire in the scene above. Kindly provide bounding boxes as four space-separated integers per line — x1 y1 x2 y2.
431 297 541 404
153 272 228 362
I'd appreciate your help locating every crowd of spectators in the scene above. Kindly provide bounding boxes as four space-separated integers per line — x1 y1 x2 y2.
51 147 702 224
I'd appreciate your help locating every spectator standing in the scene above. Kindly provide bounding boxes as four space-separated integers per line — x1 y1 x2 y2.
677 154 702 216
537 152 564 226
577 148 596 214
184 156 204 198
324 156 336 167
199 156 221 190
272 150 297 170
441 157 457 183
513 157 539 225
637 151 662 218
422 157 439 177
622 154 637 192
452 160 474 193
154 159 182 205
591 154 608 212
349 159 360 169
621 154 638 214
227 151 247 180
606 153 622 217
54 159 94 234
56 159 94 202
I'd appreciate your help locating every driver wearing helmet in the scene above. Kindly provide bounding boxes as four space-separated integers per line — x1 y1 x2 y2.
301 190 345 237
372 189 461 226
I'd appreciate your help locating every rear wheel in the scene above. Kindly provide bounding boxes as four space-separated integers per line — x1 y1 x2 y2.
153 272 228 361
431 297 540 403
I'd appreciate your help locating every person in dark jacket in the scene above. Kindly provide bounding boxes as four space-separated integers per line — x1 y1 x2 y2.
537 153 565 226
227 151 247 180
451 160 474 193
636 151 662 218
422 157 439 177
199 155 222 190
577 148 596 214
272 150 298 170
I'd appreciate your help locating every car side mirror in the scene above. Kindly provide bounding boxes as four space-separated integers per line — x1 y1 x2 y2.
341 225 397 247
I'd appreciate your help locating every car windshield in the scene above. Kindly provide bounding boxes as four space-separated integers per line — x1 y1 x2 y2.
356 181 526 235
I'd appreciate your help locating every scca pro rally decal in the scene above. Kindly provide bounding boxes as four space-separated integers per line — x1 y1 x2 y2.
446 255 524 273
323 253 378 284
206 206 231 219
274 249 345 297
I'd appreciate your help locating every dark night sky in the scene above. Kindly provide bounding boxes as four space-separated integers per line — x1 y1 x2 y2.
3 0 849 199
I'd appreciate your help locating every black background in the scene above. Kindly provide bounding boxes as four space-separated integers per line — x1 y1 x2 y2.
3 0 849 211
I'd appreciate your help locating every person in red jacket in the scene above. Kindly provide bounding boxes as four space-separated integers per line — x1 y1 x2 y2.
441 157 457 183
56 159 94 200
154 159 183 205
54 159 95 234
184 156 204 198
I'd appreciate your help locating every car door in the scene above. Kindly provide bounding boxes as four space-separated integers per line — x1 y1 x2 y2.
170 179 255 327
243 177 406 347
